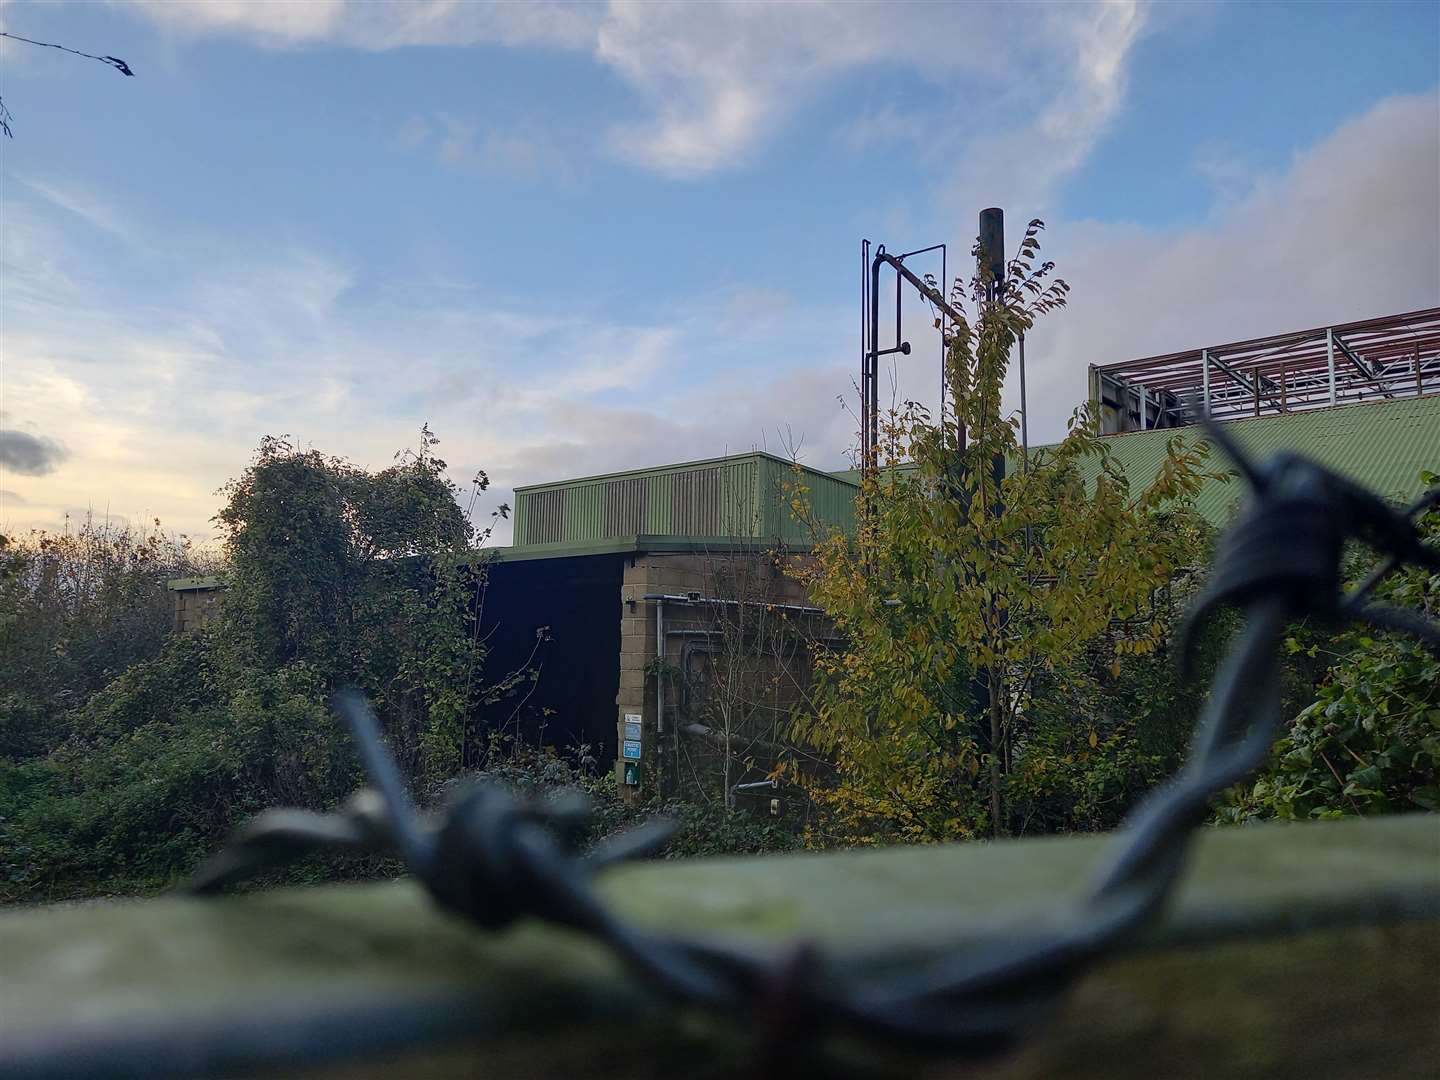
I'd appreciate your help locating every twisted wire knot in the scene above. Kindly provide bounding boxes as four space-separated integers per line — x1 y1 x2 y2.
424 784 593 929
1182 432 1440 672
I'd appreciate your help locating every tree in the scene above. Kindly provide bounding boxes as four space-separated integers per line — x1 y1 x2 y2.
785 222 1217 844
215 428 493 783
0 518 212 761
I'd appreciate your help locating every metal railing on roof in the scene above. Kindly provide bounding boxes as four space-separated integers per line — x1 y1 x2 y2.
1089 308 1440 433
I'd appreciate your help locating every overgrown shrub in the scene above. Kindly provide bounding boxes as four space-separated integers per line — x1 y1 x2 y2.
1 430 495 901
0 518 213 761
1218 487 1440 822
457 736 800 860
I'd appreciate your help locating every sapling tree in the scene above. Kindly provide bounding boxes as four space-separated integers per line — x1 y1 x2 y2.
785 222 1217 843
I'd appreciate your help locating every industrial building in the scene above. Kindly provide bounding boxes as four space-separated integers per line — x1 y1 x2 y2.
172 308 1440 797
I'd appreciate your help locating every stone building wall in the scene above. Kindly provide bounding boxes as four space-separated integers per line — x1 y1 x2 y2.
614 548 829 801
170 578 227 633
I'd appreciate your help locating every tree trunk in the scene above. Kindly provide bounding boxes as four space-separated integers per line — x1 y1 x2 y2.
989 662 1005 838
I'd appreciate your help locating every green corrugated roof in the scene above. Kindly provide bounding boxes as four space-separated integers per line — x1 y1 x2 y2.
1072 395 1440 523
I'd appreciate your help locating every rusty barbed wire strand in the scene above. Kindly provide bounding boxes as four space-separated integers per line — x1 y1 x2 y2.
189 429 1440 1058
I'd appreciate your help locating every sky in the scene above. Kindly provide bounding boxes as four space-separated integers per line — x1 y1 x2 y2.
1 0 1437 546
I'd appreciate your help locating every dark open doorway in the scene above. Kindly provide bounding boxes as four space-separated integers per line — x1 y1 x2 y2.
471 553 624 767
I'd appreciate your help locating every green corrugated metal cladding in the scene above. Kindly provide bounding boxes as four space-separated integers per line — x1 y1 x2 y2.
1069 395 1440 524
509 395 1437 551
512 452 858 549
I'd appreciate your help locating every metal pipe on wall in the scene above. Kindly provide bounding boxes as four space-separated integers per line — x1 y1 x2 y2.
655 599 665 735
641 594 828 752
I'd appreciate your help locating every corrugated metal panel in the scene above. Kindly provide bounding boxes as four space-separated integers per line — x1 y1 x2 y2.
511 452 857 549
604 477 648 537
646 474 672 533
521 488 568 545
1067 395 1440 523
757 456 858 542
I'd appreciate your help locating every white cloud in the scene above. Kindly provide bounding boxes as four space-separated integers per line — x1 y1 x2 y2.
1015 91 1440 443
118 0 1145 183
123 0 347 45
122 0 600 51
945 1 1149 219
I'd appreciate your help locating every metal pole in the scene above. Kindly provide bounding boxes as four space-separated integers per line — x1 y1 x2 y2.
1138 383 1147 430
1327 328 1337 406
860 240 869 468
655 599 665 737
1019 332 1028 471
1202 349 1211 417
940 246 947 439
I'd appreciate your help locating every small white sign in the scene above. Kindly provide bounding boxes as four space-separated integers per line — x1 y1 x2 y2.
624 721 642 740
624 713 642 724
622 740 642 760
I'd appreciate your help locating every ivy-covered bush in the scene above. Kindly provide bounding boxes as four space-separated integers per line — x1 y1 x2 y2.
1218 490 1440 822
462 737 801 860
1 430 495 901
0 519 213 761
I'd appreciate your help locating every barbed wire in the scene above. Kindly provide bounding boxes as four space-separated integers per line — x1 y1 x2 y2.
190 426 1440 1059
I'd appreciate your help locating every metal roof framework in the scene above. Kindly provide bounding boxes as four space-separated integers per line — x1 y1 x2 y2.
1088 308 1440 433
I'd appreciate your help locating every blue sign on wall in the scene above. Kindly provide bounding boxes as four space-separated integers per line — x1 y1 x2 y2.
622 740 642 760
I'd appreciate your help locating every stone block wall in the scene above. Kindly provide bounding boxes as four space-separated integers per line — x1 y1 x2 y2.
170 580 227 633
613 548 829 801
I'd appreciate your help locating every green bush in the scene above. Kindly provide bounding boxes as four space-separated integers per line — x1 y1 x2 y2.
1 430 489 902
0 519 213 761
460 736 800 861
1218 485 1439 823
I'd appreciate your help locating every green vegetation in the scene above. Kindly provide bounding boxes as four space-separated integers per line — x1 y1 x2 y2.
1220 490 1440 822
0 430 793 903
1 429 492 900
0 291 1433 899
784 228 1437 848
785 224 1219 845
0 518 213 762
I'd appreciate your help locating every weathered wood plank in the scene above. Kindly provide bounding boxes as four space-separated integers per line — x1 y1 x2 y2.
2 814 1436 1078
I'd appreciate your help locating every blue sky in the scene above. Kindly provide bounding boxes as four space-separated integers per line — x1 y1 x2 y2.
2 1 1437 543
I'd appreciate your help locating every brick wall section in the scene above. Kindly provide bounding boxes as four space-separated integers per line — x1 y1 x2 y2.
613 549 826 798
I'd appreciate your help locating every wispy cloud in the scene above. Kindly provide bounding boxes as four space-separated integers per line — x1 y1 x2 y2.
945 1 1150 218
123 0 601 51
834 104 932 156
117 0 1145 184
12 174 135 238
